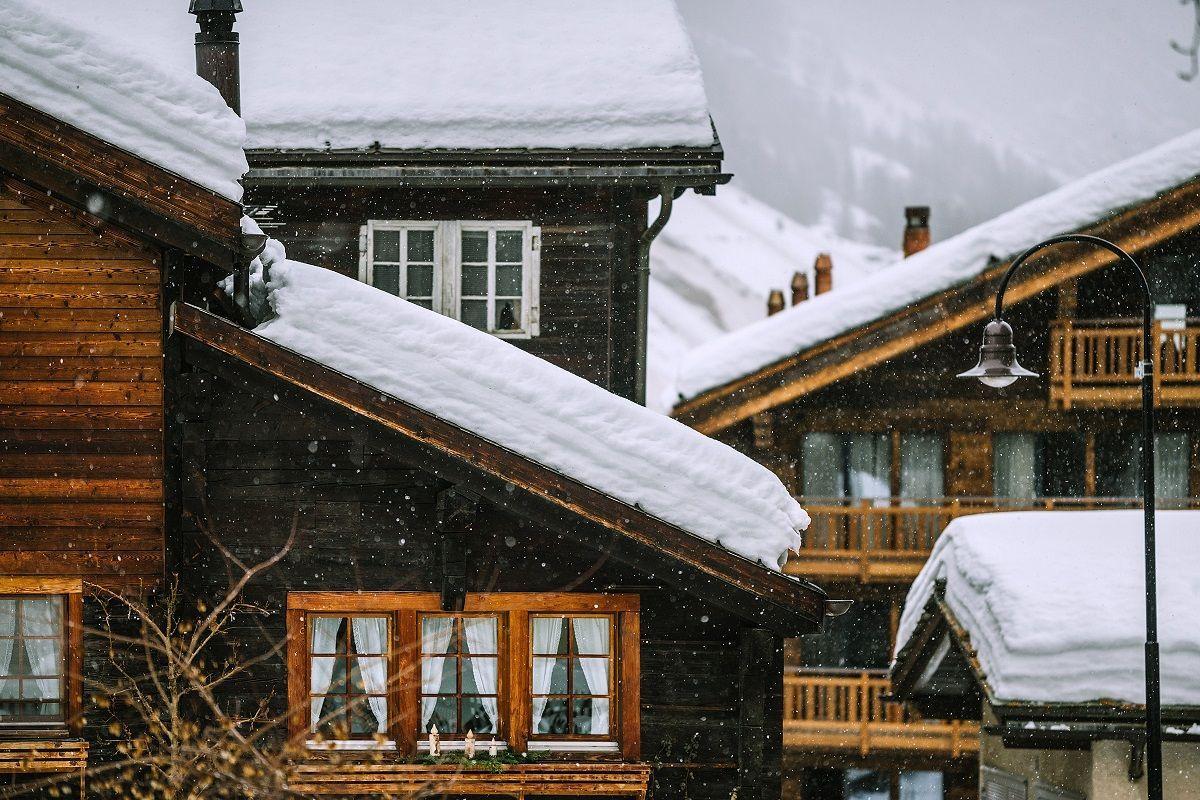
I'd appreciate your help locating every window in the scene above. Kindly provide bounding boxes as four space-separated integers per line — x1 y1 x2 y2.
992 433 1086 499
531 616 614 738
287 593 637 757
308 615 389 741
0 579 82 731
801 433 891 500
360 221 540 338
1096 431 1191 499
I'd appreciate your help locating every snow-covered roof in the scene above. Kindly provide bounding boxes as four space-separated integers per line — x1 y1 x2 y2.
896 510 1200 707
248 240 807 570
674 127 1200 403
0 0 247 201
648 186 896 411
55 0 714 152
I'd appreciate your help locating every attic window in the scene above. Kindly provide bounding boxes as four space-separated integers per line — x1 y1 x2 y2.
360 221 540 338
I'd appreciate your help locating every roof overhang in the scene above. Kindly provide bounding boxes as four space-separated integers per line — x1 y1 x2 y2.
170 302 830 635
0 93 242 268
673 175 1200 435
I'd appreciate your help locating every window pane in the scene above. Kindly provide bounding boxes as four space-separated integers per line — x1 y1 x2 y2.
993 433 1038 499
461 231 488 263
421 657 458 695
424 695 459 733
462 696 496 734
572 618 610 654
23 677 59 701
461 657 498 695
532 617 568 654
372 264 401 296
462 617 498 655
533 657 568 694
311 617 342 655
573 697 609 735
802 433 845 498
311 657 339 694
460 300 487 330
22 597 61 636
460 265 487 296
572 658 609 695
495 264 522 296
348 694 385 735
407 264 434 298
496 230 523 262
536 698 568 734
847 434 891 499
349 618 388 655
496 300 520 331
900 434 944 499
410 299 433 310
407 229 435 262
0 678 16 699
373 230 400 262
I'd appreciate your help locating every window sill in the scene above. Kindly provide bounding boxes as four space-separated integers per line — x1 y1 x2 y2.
528 740 620 753
419 741 508 753
305 740 397 752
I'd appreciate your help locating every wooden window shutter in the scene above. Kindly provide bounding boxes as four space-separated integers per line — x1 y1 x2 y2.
981 766 1027 800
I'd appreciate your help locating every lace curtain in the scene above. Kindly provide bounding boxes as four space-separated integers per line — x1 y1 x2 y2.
993 433 1038 499
531 617 564 732
571 618 610 736
420 617 454 731
350 617 388 734
462 617 498 733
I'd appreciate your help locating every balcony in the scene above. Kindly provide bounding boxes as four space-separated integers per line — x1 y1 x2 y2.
786 496 1200 584
1050 318 1200 409
783 669 977 764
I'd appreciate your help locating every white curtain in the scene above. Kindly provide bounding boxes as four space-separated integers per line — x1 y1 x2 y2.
420 617 454 731
571 619 610 736
847 434 890 501
801 433 844 498
900 434 944 501
0 601 16 703
463 617 498 733
309 617 341 729
1155 433 1190 500
531 617 564 731
993 433 1038 500
350 617 388 734
22 598 60 703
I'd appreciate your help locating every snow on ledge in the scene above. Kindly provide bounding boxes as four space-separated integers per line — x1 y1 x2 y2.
1 0 247 201
252 252 808 571
674 128 1200 403
895 510 1200 707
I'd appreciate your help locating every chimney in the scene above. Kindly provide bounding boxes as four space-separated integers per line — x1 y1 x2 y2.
766 290 786 316
190 0 243 114
903 206 931 257
813 252 833 296
790 271 809 306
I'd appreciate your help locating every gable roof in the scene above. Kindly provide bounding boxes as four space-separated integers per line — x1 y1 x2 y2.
892 511 1200 713
1 0 246 201
56 0 714 154
672 129 1200 433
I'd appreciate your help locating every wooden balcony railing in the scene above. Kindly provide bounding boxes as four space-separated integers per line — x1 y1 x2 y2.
1050 318 1200 408
787 496 1200 583
783 669 977 761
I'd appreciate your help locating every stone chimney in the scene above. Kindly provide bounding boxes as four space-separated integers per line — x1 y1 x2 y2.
790 271 809 306
903 206 931 257
766 290 786 316
190 0 243 114
813 253 833 296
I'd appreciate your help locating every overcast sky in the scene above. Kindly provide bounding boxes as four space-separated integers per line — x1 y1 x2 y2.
678 1 1200 246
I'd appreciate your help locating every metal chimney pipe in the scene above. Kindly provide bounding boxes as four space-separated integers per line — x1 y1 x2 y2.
189 0 243 115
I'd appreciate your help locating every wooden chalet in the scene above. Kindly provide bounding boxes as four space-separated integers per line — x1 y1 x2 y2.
0 3 837 798
670 140 1200 797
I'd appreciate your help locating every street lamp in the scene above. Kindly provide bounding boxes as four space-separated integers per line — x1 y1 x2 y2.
958 233 1163 800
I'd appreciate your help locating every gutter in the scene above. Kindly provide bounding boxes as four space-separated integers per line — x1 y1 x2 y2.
634 186 675 405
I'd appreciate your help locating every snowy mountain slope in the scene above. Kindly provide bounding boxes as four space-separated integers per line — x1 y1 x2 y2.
647 186 896 411
679 0 1200 247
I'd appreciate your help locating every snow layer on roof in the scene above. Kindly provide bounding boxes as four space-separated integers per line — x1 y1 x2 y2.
55 0 713 152
648 186 896 411
0 0 246 201
249 244 807 570
895 510 1200 707
674 127 1200 402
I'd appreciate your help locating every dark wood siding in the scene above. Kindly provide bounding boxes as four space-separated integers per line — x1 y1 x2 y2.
0 186 164 586
245 186 640 392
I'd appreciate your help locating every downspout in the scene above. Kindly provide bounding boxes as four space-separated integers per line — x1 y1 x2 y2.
635 185 675 405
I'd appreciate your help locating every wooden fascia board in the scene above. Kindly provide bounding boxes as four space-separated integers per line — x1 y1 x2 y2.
0 93 241 264
171 303 828 629
674 177 1200 434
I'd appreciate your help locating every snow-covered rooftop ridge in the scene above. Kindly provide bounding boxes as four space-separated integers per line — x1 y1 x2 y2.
648 186 896 411
56 0 714 152
250 243 808 570
0 0 247 201
895 510 1200 707
674 127 1200 403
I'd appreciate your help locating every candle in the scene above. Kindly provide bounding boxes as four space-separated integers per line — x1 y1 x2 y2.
429 724 440 756
488 737 498 758
465 730 476 758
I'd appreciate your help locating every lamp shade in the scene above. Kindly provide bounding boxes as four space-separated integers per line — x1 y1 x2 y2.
957 319 1038 388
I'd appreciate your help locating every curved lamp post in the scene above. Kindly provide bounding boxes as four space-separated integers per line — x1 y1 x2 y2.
959 233 1162 800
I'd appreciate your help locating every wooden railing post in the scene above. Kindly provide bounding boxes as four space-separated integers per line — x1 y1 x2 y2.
1061 319 1074 409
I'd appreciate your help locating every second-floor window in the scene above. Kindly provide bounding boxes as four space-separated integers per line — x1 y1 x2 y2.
800 432 944 501
359 221 541 338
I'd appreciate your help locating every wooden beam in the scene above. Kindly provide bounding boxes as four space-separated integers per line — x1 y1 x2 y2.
675 177 1200 433
172 304 828 632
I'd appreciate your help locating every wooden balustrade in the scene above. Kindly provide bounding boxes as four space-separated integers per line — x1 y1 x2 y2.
1049 318 1200 408
787 496 1199 583
783 670 977 761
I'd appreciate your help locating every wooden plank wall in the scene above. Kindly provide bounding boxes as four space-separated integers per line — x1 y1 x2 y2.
0 186 163 586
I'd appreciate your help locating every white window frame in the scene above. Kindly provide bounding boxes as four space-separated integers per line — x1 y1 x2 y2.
359 220 540 339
